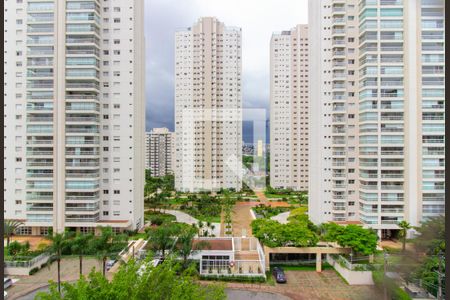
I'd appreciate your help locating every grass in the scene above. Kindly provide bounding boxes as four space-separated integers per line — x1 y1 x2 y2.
127 232 147 240
144 211 177 224
194 214 221 223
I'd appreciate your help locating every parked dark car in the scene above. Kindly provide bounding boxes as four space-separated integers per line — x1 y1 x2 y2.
106 260 116 271
272 267 287 283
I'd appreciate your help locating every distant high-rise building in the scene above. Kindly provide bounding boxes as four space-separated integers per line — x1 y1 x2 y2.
174 17 242 192
308 0 445 237
4 0 145 234
270 25 309 191
146 128 174 177
257 140 263 157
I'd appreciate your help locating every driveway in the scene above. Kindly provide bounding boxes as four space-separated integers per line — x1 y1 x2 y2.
226 270 381 300
226 289 291 300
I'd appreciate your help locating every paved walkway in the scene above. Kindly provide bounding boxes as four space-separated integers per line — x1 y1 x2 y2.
254 191 268 203
147 209 221 236
231 202 257 237
270 211 290 224
226 289 291 300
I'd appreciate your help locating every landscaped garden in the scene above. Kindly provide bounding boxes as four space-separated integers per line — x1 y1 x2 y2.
264 186 308 205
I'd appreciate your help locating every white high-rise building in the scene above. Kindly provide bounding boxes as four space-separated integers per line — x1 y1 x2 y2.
357 0 445 237
309 0 445 237
146 128 174 177
174 17 242 192
270 25 309 191
309 0 360 225
4 0 145 234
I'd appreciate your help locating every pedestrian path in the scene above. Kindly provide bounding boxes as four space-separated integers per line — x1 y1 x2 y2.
270 211 290 224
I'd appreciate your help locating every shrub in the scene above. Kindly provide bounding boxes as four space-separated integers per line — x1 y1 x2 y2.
29 267 39 275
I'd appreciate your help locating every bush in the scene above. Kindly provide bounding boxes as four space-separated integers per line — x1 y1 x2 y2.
29 267 39 275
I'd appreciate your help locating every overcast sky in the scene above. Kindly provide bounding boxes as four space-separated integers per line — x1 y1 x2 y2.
145 0 309 131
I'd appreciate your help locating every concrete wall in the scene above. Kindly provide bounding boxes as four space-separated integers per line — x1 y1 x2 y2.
327 255 374 285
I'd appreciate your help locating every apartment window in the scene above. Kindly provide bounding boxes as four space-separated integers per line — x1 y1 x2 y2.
113 211 120 216
113 7 120 12
113 18 120 23
113 50 120 55
113 39 120 44
114 190 120 194
103 211 109 216
113 200 120 205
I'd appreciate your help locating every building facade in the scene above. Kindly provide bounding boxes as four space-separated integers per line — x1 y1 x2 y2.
146 128 174 177
309 0 445 237
309 0 360 225
174 17 243 192
270 25 309 191
4 0 145 234
357 0 445 236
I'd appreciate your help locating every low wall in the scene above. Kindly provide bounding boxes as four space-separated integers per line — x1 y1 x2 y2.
4 253 50 276
327 254 374 285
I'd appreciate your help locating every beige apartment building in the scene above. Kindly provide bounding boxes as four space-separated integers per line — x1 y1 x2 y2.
174 17 243 192
145 128 175 177
4 0 145 234
309 0 360 225
309 0 445 237
270 25 310 191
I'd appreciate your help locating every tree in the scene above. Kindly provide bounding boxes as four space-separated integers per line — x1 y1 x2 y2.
90 226 127 276
46 230 73 293
176 227 210 269
412 215 445 255
35 259 226 300
4 219 24 248
71 233 93 277
398 220 411 252
321 223 378 255
251 218 318 248
146 224 177 259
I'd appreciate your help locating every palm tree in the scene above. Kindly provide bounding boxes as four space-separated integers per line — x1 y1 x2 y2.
4 220 24 248
398 221 411 252
92 226 114 276
147 225 177 260
197 221 204 236
176 228 210 269
46 230 73 293
71 233 93 277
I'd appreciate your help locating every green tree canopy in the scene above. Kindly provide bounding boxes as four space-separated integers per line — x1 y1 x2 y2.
35 259 226 300
321 223 378 255
251 218 318 248
412 215 445 255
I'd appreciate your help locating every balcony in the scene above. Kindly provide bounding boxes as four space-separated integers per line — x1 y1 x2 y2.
66 82 99 89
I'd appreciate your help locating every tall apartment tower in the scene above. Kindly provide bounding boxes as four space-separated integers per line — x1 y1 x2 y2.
147 128 174 177
4 0 145 234
358 0 445 237
309 0 445 237
145 132 151 170
309 0 360 225
174 17 243 192
270 25 309 191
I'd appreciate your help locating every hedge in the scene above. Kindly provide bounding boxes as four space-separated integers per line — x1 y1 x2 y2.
200 274 266 283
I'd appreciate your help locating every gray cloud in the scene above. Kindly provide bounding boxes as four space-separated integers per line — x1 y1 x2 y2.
145 0 308 132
